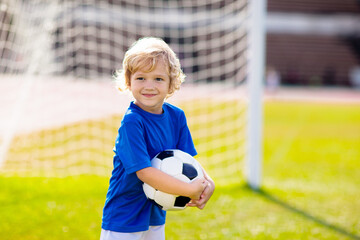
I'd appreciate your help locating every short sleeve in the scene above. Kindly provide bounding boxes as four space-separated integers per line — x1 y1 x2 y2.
176 111 197 157
115 121 151 174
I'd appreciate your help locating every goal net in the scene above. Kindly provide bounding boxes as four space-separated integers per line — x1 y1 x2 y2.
0 0 251 186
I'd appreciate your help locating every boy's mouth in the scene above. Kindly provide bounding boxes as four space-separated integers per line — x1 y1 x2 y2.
142 94 156 98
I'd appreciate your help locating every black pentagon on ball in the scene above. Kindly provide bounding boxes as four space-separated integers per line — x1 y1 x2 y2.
182 163 198 180
157 150 174 160
174 196 191 207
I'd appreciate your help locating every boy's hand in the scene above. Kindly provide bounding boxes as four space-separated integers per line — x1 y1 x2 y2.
188 178 208 200
187 175 215 209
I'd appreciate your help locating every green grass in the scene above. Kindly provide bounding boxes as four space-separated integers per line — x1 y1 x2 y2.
1 101 359 239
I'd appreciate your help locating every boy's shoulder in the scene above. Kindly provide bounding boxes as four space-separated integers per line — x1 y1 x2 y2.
163 102 184 115
123 106 142 123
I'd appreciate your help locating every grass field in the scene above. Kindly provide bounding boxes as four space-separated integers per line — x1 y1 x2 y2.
0 100 359 240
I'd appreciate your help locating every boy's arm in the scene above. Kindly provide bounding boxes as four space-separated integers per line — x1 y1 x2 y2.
136 167 207 200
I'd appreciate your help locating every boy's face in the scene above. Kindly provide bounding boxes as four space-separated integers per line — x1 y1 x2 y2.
130 60 171 114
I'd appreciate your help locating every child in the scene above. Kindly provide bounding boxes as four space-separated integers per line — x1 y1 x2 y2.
100 37 215 240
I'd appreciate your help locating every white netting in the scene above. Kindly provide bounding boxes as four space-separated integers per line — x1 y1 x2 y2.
0 0 249 186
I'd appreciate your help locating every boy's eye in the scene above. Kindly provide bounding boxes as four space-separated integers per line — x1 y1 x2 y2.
155 78 163 81
136 77 144 80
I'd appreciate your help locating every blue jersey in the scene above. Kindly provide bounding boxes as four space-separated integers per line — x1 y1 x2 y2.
101 101 197 232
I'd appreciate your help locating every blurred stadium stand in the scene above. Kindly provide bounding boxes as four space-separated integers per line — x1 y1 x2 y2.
267 0 360 13
266 0 360 87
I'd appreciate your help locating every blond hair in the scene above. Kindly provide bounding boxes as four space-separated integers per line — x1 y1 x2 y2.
115 37 185 97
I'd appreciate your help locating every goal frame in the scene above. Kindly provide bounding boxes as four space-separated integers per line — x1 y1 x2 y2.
246 0 267 189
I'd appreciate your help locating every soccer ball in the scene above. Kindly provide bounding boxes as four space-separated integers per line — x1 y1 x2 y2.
143 149 204 211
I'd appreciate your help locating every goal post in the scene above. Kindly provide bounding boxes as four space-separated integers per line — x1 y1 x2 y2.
247 0 267 189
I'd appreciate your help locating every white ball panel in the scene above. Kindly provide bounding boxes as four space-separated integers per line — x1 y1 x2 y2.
143 183 156 200
173 150 194 165
160 157 183 176
173 173 191 183
154 191 176 211
193 161 204 179
151 158 162 170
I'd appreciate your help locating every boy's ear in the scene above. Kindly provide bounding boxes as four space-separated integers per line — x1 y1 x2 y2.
167 84 172 93
167 86 174 97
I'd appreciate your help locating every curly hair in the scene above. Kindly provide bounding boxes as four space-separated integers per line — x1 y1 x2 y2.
114 37 186 98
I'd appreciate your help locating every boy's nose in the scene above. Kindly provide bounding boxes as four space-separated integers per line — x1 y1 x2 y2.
144 80 155 89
